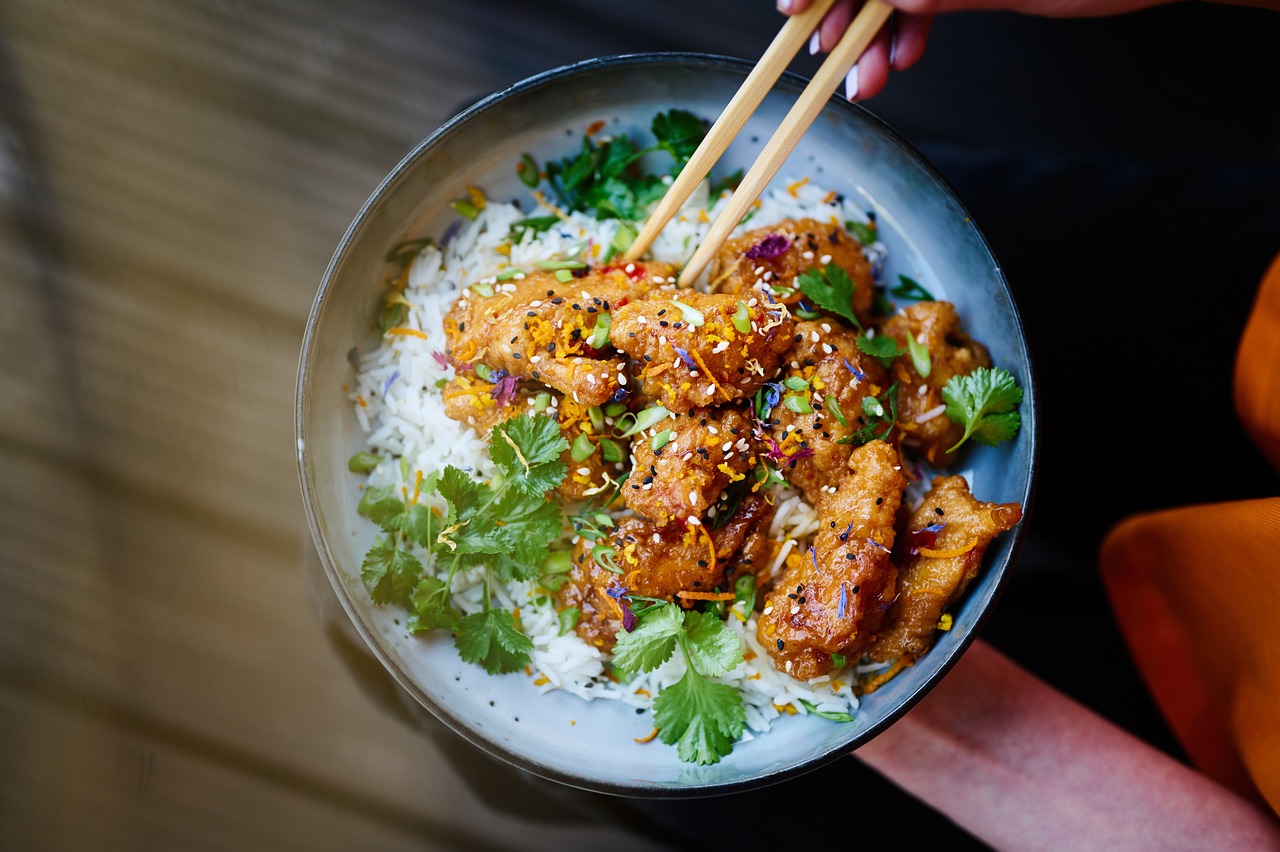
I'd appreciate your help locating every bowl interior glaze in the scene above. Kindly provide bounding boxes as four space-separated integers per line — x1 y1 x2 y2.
296 53 1037 797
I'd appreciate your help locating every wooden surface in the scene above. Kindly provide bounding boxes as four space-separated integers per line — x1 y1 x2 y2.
0 1 787 848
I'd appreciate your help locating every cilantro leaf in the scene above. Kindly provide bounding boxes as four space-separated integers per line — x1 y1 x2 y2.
680 610 743 678
490 413 569 495
407 576 458 633
651 109 707 169
480 491 564 582
360 536 423 606
795 263 861 328
652 667 746 765
942 366 1023 452
454 608 533 674
856 333 904 367
611 602 684 675
889 274 935 302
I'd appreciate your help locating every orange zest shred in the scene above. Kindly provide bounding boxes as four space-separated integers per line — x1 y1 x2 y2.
688 348 732 401
634 727 660 743
695 521 717 569
676 590 736 602
862 657 914 694
918 538 980 559
385 327 430 340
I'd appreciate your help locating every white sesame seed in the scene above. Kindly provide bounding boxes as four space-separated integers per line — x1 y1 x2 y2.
618 374 627 385
530 355 541 363
688 491 698 506
721 441 733 451
577 467 591 476
820 254 832 264
625 263 636 273
802 251 814 260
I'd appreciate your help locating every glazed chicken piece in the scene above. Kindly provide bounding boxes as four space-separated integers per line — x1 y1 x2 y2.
609 289 794 413
624 403 755 527
763 320 891 508
869 476 1021 662
443 262 674 408
879 301 993 466
757 440 907 681
439 384 624 502
708 217 877 326
558 495 774 652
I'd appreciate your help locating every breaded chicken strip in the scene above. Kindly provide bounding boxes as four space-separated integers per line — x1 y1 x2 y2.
708 217 877 327
558 495 774 652
757 440 907 681
623 403 754 527
879 301 992 466
868 475 1022 662
444 262 673 407
609 290 793 413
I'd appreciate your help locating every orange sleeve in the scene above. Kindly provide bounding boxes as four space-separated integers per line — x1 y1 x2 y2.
1100 252 1280 815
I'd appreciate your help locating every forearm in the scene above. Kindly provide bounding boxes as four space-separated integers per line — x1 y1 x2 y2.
853 640 1280 850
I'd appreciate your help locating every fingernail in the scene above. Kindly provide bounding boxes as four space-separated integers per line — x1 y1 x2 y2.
889 36 897 68
809 31 821 55
777 0 795 11
845 64 859 100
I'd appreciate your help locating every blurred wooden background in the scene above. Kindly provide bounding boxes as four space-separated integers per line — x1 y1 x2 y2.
2 0 1276 849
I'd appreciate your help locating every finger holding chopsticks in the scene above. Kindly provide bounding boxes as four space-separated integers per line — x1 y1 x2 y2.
672 0 895 287
791 0 934 102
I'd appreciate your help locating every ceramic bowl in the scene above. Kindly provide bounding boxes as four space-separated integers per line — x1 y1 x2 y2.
296 53 1038 797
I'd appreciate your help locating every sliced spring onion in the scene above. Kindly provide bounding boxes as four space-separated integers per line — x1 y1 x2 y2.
470 282 494 298
863 395 885 418
532 391 551 413
650 429 673 453
473 363 493 382
450 199 480 220
587 312 612 349
795 306 823 320
615 405 672 438
784 395 813 414
825 395 848 427
517 152 540 188
669 299 705 327
732 300 751 333
611 222 637 255
784 376 809 392
495 268 524 281
535 259 586 270
599 438 625 463
845 219 877 246
830 652 848 669
593 512 614 529
557 607 580 635
542 550 573 574
347 451 381 474
592 544 621 573
570 433 596 462
603 401 628 418
907 332 932 378
554 269 574 282
587 406 605 433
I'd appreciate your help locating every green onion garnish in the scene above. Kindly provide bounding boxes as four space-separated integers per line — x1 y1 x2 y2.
587 406 605 433
570 433 596 462
825 395 848 427
611 223 637 255
733 300 751 333
495 269 524 281
517 153 540 188
473 363 493 382
616 405 673 438
557 607 580 635
451 199 480 220
670 299 705 327
533 391 551 413
863 395 885 418
603 401 628 418
650 429 673 453
535 259 587 270
554 269 574 282
470 282 494 298
592 544 621 573
784 376 810 392
907 332 932 378
784 395 813 414
347 451 381 474
599 438 625 463
587 312 612 349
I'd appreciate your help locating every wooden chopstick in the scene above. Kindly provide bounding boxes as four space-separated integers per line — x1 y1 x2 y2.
622 0 839 264
675 0 894 287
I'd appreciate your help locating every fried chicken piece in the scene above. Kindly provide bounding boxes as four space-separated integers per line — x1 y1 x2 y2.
757 440 907 681
439 383 625 502
609 290 793 413
558 495 774 652
623 403 755 526
879 301 992 466
868 476 1022 663
763 320 890 508
708 217 876 326
443 262 674 408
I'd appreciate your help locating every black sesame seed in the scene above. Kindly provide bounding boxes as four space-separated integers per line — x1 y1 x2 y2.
936 507 945 515
776 639 785 650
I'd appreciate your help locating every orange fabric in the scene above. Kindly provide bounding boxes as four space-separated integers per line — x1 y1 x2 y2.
1100 252 1280 815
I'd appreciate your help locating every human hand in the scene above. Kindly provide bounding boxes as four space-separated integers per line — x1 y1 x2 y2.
776 0 1187 102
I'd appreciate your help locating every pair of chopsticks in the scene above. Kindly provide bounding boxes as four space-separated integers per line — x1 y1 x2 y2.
624 0 893 287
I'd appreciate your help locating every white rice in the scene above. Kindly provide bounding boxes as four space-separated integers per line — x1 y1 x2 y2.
349 177 886 737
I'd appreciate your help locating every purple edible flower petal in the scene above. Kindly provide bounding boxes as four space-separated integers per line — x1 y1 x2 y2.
607 581 637 632
611 386 629 402
672 346 697 370
432 350 449 369
440 219 462 249
843 358 866 382
763 382 782 412
838 584 848 619
382 370 400 396
745 233 791 260
489 374 519 406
